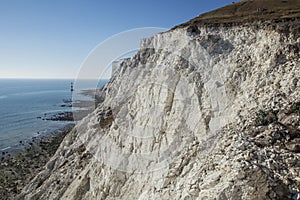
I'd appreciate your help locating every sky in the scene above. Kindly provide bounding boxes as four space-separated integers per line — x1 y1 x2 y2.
0 0 234 79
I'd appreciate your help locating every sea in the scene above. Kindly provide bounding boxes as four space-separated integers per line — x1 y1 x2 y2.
0 79 107 152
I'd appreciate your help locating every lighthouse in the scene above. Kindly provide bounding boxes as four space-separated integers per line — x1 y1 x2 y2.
70 82 74 92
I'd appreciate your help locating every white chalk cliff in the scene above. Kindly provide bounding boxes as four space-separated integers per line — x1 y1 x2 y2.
20 0 300 199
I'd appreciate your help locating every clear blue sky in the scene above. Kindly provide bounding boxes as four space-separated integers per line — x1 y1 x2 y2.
0 0 234 79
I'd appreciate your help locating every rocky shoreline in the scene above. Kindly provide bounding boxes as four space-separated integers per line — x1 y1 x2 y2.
0 124 74 199
41 110 92 121
0 90 99 199
40 93 101 122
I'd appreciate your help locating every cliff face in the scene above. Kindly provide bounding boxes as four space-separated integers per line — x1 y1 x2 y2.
20 4 300 200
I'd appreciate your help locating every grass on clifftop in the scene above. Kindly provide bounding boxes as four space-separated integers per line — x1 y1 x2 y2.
175 0 300 28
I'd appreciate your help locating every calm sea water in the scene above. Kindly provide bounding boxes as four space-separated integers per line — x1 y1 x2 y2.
0 79 106 151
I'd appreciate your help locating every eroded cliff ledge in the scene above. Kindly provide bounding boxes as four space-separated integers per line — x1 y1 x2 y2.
19 1 300 199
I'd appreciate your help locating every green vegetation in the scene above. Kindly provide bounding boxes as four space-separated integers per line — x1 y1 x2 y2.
174 0 300 28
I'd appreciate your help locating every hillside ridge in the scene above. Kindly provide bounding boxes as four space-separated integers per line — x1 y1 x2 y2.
174 0 300 29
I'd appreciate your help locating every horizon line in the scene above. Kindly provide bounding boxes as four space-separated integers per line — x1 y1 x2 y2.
0 77 110 80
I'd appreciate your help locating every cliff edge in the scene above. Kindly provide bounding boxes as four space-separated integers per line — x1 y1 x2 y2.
175 0 300 26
